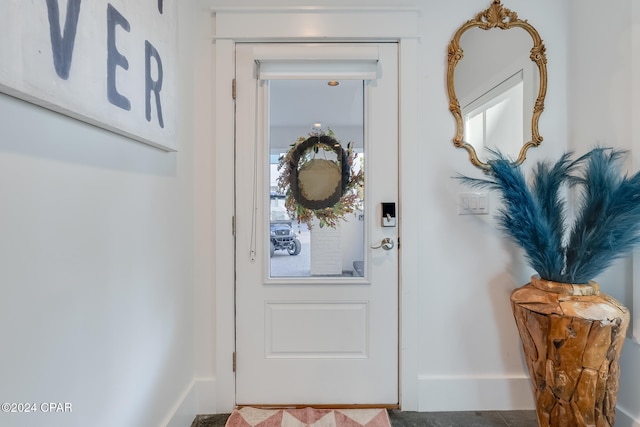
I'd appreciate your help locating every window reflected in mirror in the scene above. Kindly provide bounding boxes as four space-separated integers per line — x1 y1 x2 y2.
463 71 524 155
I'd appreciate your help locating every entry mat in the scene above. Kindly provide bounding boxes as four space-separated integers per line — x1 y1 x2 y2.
225 407 391 427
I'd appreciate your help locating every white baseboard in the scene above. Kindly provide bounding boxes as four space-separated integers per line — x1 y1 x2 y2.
418 375 535 411
616 406 640 427
163 378 217 427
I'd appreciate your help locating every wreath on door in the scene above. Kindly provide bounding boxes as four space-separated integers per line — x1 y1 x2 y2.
276 130 364 228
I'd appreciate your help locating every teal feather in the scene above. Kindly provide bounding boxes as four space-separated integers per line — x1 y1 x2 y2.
565 148 640 282
458 147 640 284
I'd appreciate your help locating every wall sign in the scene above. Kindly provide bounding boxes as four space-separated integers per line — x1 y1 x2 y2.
0 0 177 151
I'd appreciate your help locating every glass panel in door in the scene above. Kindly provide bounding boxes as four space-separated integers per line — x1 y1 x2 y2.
268 79 365 278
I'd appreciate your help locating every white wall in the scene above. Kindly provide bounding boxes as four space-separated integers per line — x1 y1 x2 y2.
569 1 640 425
412 0 570 411
0 2 200 427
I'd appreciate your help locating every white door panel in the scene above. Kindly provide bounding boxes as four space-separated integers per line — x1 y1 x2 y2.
235 43 399 405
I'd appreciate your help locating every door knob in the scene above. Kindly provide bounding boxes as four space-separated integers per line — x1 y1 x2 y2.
371 237 394 250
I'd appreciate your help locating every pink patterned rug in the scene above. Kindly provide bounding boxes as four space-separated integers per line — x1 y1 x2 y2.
225 407 391 427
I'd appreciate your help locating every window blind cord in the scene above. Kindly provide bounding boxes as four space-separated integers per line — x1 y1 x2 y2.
249 77 260 262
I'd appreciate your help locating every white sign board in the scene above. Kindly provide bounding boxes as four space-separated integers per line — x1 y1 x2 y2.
0 0 178 151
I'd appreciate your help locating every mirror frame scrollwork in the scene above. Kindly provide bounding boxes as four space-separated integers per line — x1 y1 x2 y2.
447 0 547 170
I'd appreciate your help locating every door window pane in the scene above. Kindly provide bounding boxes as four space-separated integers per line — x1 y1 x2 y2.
268 80 365 278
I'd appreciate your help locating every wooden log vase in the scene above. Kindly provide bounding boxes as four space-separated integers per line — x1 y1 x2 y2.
511 275 630 427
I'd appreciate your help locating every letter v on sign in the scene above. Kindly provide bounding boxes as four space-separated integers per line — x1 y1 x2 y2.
45 0 82 80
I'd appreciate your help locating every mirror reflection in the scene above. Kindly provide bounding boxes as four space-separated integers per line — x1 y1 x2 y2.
447 0 547 170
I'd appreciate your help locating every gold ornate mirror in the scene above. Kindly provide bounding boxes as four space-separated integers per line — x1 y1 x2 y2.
447 0 547 170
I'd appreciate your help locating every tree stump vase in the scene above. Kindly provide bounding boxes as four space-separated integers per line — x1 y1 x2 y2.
510 275 630 427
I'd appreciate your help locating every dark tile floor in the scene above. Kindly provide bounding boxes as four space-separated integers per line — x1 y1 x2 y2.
191 410 538 427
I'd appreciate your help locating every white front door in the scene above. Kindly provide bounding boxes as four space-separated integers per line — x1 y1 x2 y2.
234 43 399 406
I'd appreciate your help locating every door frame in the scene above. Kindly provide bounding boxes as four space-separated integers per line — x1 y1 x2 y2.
234 42 400 406
211 6 420 412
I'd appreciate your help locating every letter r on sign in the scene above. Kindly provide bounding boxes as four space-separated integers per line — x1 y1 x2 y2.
145 40 164 128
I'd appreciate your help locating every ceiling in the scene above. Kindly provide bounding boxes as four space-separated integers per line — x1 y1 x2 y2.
269 79 363 128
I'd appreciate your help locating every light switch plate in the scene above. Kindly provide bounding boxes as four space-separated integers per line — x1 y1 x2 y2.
459 192 489 215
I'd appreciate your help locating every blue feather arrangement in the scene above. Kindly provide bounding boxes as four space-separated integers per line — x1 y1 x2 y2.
458 147 640 284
